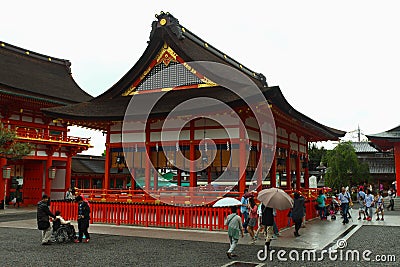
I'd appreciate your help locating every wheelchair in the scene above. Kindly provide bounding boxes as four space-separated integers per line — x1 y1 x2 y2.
52 219 77 243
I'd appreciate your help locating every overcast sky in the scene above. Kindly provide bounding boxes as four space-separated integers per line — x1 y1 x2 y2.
3 1 399 155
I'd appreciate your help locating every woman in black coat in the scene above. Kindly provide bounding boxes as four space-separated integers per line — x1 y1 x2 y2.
291 192 305 237
261 203 274 251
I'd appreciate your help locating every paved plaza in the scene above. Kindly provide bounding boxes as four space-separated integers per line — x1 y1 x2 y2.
0 206 399 266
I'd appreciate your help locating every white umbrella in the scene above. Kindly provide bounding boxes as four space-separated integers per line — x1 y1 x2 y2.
257 188 293 210
212 197 242 207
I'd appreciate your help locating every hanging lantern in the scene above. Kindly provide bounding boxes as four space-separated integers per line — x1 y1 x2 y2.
226 141 230 151
2 166 11 179
48 166 56 180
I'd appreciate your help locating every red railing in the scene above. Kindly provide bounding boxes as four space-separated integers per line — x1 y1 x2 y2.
50 199 319 231
15 127 91 146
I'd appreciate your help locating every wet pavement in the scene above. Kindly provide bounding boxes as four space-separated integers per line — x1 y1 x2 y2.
0 205 399 266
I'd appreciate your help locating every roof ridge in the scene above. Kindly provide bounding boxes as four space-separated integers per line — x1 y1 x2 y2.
0 41 72 71
151 12 268 87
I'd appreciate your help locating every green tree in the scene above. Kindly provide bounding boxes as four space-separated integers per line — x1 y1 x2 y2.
0 124 33 159
324 141 370 191
308 143 327 171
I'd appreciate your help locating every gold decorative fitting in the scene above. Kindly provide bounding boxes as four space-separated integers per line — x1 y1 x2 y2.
48 58 52 61
253 73 256 76
239 64 243 68
25 51 30 55
160 18 167 26
223 55 227 59
204 43 209 48
182 27 185 32
1 43 5 47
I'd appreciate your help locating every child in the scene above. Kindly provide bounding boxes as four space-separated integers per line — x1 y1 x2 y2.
225 206 244 259
375 191 384 221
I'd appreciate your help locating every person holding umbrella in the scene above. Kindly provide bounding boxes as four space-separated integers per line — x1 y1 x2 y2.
291 192 305 237
260 203 274 252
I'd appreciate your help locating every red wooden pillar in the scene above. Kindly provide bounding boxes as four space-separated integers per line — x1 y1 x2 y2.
189 120 197 187
145 121 151 190
286 149 291 190
153 169 158 191
177 169 182 187
394 144 400 196
296 154 301 190
257 144 263 191
104 125 111 191
238 122 246 193
45 156 53 196
0 158 7 201
65 155 72 189
304 155 310 189
271 156 277 188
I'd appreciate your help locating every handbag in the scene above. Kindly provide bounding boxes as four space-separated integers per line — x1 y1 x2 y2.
38 221 50 230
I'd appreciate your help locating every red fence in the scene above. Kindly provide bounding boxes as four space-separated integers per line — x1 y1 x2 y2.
51 200 318 231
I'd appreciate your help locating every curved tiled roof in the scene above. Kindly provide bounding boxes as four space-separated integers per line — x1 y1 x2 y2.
0 41 92 104
42 12 345 141
351 142 378 153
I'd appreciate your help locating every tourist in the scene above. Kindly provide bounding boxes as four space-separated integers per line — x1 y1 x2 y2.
386 186 395 211
240 189 249 233
364 188 374 221
225 206 244 259
357 186 366 220
261 203 274 251
316 190 327 220
37 194 56 245
338 187 352 225
291 192 305 237
375 191 384 221
247 197 258 244
75 195 91 243
254 203 264 240
272 208 280 238
65 187 75 201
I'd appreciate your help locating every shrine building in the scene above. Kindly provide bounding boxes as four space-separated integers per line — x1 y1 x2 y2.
42 12 345 204
367 126 400 196
0 41 92 205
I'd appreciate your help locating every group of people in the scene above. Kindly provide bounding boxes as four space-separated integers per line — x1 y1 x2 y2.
357 185 396 221
225 189 306 259
36 194 91 245
315 184 396 226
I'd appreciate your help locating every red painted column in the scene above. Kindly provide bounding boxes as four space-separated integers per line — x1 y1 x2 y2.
65 155 72 189
177 169 182 187
257 144 263 191
153 169 158 191
0 158 7 201
394 144 400 196
189 120 197 187
239 122 246 193
104 125 111 191
286 149 291 190
45 156 53 196
271 156 277 188
145 122 151 190
304 155 310 189
296 154 301 190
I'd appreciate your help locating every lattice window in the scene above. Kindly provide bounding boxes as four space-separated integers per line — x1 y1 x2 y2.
136 61 203 91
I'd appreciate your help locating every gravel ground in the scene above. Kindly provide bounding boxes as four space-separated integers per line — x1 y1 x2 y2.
0 213 398 267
